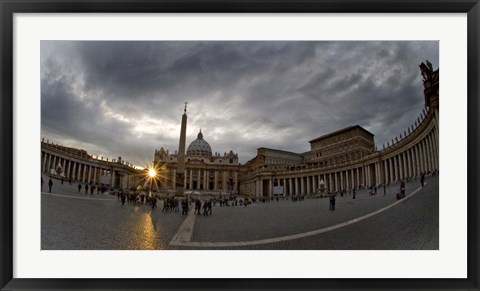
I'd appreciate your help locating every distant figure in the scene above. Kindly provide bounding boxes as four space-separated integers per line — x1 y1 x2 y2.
194 200 201 215
329 195 336 210
353 188 356 199
181 199 189 215
85 184 89 194
41 177 44 192
78 183 82 193
151 197 157 210
420 173 425 187
48 178 53 193
383 184 386 196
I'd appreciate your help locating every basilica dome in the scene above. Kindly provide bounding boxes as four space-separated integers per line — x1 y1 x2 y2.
187 130 212 157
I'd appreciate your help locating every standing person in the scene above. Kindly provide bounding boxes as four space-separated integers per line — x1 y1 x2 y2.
353 188 356 199
383 184 386 196
121 193 126 205
181 199 189 215
151 197 157 210
207 199 212 215
420 173 425 187
90 185 95 195
41 177 44 192
61 178 64 185
78 183 82 193
329 195 334 210
331 195 336 211
85 183 89 194
202 201 208 216
48 178 53 193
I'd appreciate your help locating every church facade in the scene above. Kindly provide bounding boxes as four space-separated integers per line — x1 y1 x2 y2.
153 129 240 196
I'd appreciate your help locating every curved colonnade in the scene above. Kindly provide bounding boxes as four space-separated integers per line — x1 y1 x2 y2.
239 62 439 198
41 141 140 189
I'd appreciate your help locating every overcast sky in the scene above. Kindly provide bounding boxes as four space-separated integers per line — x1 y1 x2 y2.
41 41 438 167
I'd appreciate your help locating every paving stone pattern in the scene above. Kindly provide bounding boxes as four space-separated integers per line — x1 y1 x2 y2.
41 173 439 250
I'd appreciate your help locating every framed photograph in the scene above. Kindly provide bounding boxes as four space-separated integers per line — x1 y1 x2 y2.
1 0 478 290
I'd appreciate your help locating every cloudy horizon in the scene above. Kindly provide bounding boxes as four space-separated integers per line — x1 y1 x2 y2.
41 41 438 168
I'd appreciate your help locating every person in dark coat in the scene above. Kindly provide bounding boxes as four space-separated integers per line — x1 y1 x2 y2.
78 183 82 192
85 184 89 194
41 177 44 192
48 178 53 193
420 173 425 187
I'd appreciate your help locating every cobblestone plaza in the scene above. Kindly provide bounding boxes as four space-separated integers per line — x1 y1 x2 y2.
41 172 438 250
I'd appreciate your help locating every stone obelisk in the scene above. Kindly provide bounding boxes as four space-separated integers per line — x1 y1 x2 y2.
175 102 188 197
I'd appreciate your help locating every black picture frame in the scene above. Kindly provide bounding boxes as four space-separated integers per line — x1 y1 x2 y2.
1 1 478 290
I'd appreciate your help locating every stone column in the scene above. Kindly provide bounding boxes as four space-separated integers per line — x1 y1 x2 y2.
71 162 76 180
47 154 52 172
420 141 426 173
61 159 66 176
306 176 310 195
295 177 299 195
112 170 116 188
93 167 97 184
428 134 435 171
204 170 208 190
269 178 272 197
392 157 398 183
289 178 293 195
223 171 227 192
214 171 218 191
86 165 91 184
189 169 193 189
432 131 439 170
256 179 261 197
406 150 412 178
426 137 433 172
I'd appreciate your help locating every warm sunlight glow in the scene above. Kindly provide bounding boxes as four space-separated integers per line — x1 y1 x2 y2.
148 168 156 178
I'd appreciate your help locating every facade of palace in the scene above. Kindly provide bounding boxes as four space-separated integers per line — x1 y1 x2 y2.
239 61 439 197
41 141 142 189
153 129 240 195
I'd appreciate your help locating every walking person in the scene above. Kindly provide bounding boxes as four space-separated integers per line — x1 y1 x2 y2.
85 183 89 194
420 172 425 187
331 195 336 211
41 177 44 192
48 178 53 193
194 200 201 215
383 184 386 196
78 183 82 193
352 188 356 199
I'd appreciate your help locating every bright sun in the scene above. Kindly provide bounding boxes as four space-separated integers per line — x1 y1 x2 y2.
148 168 156 178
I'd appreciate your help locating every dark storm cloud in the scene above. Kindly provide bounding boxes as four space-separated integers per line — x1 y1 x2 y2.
41 41 438 166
